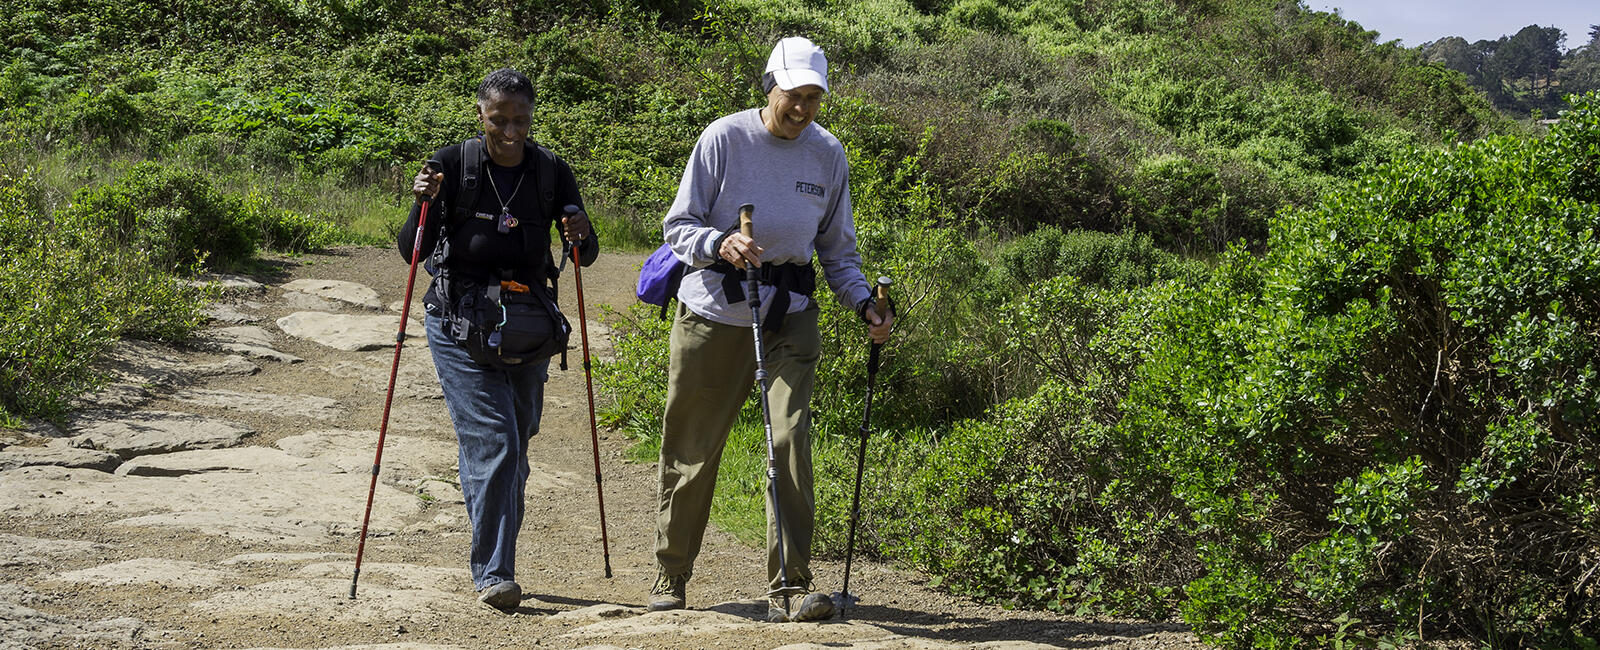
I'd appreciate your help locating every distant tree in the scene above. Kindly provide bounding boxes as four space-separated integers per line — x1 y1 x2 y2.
1423 36 1483 85
1486 25 1564 97
1558 25 1600 100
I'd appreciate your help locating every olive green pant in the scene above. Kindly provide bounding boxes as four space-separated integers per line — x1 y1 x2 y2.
654 302 820 594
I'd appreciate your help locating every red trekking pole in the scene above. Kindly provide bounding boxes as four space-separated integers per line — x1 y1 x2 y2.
564 204 614 578
350 161 439 599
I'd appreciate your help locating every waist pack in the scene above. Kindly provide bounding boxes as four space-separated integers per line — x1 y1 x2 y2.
444 279 570 371
636 243 688 319
635 241 817 331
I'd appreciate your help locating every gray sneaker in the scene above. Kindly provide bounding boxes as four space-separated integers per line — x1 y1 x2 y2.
792 591 836 622
647 571 689 612
478 580 521 611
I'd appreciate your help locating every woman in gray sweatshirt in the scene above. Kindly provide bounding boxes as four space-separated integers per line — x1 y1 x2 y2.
646 36 895 623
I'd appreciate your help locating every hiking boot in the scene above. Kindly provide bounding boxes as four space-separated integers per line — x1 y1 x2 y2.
478 580 521 611
766 596 791 623
792 591 836 622
647 571 689 612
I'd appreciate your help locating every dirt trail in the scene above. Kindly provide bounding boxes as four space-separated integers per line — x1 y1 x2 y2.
0 245 1200 649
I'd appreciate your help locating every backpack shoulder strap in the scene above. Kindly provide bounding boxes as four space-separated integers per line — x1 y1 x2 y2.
454 135 484 225
428 136 483 278
527 142 562 286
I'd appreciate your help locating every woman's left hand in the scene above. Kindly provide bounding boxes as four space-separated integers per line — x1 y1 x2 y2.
561 209 593 243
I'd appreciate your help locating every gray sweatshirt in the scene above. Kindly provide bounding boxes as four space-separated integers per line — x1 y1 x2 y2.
663 108 870 326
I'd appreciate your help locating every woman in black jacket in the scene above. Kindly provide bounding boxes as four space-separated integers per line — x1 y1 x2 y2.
397 68 598 611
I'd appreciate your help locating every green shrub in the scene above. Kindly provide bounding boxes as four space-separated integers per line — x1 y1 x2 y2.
994 226 1203 291
948 0 1007 32
0 167 205 420
1125 92 1600 645
62 87 142 145
57 162 259 270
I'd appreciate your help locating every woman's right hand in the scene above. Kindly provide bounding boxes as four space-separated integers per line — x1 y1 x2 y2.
412 165 443 202
719 232 764 270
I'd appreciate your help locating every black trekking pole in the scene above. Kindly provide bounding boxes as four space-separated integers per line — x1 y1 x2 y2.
740 204 794 618
835 277 892 618
351 160 440 599
563 204 614 579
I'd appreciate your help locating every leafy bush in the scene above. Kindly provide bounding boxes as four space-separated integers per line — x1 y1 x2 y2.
994 226 1203 291
56 162 259 270
1129 92 1600 645
0 167 206 420
869 92 1600 646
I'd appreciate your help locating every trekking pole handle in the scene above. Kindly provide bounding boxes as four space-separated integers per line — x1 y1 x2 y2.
738 203 755 239
869 276 891 373
562 204 582 247
419 159 443 202
872 277 892 319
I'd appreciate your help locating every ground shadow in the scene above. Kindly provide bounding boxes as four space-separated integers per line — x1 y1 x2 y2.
528 592 620 610
832 601 1191 648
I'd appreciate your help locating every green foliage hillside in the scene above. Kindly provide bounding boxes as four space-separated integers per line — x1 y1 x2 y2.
6 0 1587 645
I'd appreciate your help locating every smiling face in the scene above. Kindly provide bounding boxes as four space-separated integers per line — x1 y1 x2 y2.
761 84 824 140
476 91 533 165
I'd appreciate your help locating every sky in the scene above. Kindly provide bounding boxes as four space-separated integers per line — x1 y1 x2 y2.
1311 0 1595 50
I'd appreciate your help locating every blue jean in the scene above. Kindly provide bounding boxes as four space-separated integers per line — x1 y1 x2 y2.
425 313 549 590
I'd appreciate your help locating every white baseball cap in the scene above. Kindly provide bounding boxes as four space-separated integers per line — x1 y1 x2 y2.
765 37 828 92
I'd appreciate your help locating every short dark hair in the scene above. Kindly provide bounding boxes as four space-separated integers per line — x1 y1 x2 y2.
477 68 535 104
761 72 777 94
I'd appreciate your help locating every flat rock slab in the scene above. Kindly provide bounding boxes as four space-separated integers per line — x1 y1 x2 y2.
558 609 756 640
66 411 253 459
282 279 383 311
278 312 423 352
194 579 482 626
292 562 468 593
284 291 351 312
244 644 468 650
547 603 643 623
0 467 422 544
191 273 264 293
205 303 262 324
0 600 147 648
325 356 439 401
415 478 463 505
195 327 303 363
384 401 453 433
220 343 305 364
52 557 229 589
203 326 278 348
170 389 341 420
0 445 122 473
221 552 352 567
275 430 458 487
0 534 107 568
114 447 342 477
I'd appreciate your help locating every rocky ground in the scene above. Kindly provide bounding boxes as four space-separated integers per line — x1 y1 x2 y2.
0 245 1203 649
